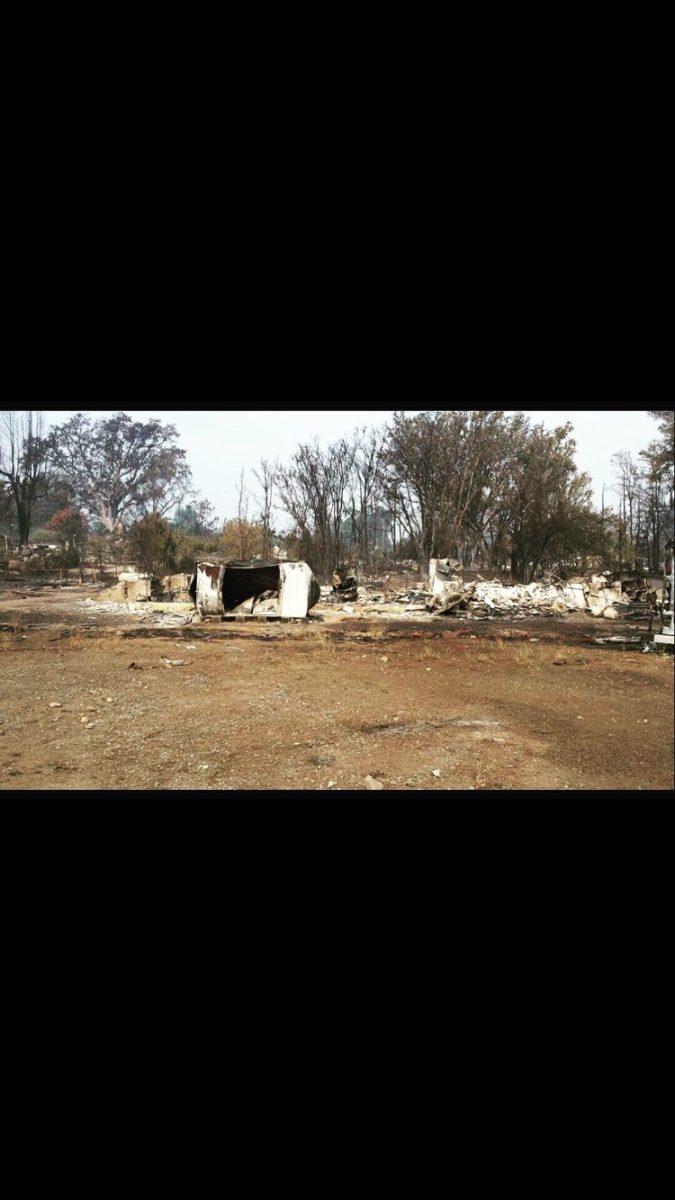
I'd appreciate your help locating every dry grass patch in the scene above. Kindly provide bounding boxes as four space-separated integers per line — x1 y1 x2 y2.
513 645 535 666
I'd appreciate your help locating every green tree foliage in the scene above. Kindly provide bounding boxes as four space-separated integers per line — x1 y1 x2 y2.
503 423 595 582
270 412 605 580
379 411 530 572
87 530 128 581
153 495 221 573
173 531 221 574
45 506 89 576
644 410 674 475
126 514 177 579
172 497 219 537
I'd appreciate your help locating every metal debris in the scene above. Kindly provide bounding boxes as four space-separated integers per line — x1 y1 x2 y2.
332 566 358 602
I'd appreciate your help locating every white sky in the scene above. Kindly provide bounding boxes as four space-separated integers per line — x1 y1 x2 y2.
42 409 656 526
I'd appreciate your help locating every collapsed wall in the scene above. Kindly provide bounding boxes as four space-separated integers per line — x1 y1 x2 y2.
161 573 193 600
100 574 156 602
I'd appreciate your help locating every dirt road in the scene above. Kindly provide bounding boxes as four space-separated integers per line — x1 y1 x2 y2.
0 585 672 791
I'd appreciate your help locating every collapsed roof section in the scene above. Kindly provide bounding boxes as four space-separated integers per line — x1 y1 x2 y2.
190 560 321 619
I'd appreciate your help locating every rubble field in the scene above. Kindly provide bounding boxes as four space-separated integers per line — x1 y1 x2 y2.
0 583 672 792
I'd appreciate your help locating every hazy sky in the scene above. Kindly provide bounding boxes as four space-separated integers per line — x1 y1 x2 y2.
42 409 656 525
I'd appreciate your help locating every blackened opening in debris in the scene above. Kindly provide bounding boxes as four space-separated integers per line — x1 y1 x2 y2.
222 562 281 611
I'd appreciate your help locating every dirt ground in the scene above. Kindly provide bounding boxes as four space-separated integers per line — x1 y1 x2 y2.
0 584 673 791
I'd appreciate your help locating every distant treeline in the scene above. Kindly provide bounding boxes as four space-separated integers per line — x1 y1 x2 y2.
1 409 673 583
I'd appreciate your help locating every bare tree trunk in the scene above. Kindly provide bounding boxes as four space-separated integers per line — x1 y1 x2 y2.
236 468 249 559
17 504 30 547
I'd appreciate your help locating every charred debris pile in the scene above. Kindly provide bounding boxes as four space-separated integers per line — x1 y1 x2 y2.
316 559 662 624
61 555 661 634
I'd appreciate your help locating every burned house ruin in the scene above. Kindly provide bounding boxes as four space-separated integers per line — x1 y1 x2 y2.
189 560 321 619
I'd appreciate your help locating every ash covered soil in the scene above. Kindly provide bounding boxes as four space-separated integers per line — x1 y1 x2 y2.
0 584 673 791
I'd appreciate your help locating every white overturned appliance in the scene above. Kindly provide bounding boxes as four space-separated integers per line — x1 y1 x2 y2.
189 560 320 619
429 558 462 595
